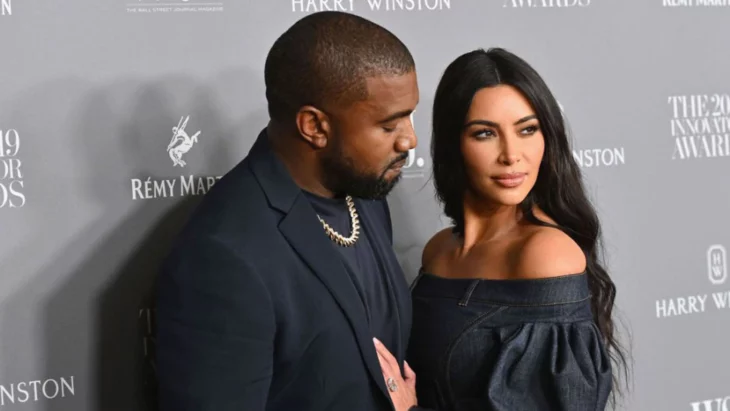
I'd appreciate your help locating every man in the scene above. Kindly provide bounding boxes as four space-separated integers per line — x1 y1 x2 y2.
155 11 419 411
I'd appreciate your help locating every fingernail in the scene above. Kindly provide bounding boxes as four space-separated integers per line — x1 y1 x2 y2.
373 337 380 345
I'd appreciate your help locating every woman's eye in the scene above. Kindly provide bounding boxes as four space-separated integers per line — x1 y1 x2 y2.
521 125 540 135
474 129 495 139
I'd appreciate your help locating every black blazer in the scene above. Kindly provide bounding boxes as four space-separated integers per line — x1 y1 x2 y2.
156 129 412 411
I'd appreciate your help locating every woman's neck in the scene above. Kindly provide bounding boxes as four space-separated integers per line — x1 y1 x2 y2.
460 191 522 254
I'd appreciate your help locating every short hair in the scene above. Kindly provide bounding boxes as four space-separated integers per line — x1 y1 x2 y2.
264 11 415 123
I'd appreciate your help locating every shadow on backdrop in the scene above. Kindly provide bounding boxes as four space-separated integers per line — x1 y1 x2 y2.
0 68 267 411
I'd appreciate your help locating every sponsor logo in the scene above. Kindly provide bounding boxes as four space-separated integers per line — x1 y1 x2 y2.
402 148 427 178
292 0 452 12
1 0 10 16
655 244 730 318
167 116 200 168
402 111 427 179
708 245 727 285
0 377 75 406
130 116 222 201
572 147 626 168
559 103 625 168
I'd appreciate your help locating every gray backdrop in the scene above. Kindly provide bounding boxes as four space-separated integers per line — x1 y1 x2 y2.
1 0 729 410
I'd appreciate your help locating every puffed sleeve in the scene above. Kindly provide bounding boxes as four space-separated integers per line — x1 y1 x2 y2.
410 321 612 411
477 321 613 411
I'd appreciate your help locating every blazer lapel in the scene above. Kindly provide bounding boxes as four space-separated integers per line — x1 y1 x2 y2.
279 196 391 400
356 200 411 363
248 129 392 403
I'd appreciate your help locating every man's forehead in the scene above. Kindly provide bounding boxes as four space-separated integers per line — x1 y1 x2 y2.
360 73 419 111
364 72 418 94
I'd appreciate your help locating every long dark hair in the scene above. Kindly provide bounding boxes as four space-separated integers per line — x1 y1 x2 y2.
430 48 630 401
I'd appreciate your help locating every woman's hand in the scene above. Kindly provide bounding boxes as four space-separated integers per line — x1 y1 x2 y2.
373 338 418 411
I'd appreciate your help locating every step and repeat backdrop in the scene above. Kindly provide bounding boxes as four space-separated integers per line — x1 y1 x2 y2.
1 0 729 410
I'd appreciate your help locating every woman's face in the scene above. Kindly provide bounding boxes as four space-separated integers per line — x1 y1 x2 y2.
460 85 545 206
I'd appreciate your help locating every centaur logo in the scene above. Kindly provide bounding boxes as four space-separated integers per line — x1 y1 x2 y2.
690 396 730 411
167 116 200 167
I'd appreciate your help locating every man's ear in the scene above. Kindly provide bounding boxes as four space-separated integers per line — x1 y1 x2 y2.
296 105 331 149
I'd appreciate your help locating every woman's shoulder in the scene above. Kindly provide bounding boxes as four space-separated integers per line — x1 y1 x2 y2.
420 224 586 279
422 227 455 268
512 225 587 279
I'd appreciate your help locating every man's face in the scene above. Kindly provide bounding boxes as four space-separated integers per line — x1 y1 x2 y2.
321 72 419 199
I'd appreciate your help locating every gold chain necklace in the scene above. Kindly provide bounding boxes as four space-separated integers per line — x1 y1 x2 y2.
317 195 360 247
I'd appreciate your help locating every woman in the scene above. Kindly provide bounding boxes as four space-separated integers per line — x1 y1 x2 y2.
374 48 629 411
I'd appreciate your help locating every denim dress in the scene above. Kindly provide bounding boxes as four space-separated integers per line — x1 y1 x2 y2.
406 270 612 411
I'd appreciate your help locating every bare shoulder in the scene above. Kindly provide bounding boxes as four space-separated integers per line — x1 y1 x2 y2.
513 226 587 279
422 227 455 268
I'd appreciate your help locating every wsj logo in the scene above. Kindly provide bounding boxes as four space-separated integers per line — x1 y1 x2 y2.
292 0 452 12
503 0 590 7
708 245 727 285
669 94 730 160
691 396 730 411
402 110 427 178
131 115 222 201
127 0 223 14
655 244 730 318
402 148 426 178
1 0 10 16
0 128 26 209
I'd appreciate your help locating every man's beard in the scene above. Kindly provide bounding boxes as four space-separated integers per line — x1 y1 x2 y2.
321 148 406 200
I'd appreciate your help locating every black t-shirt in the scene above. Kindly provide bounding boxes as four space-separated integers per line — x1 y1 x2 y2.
304 191 397 351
